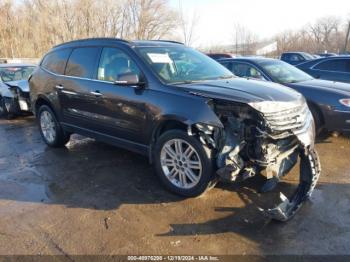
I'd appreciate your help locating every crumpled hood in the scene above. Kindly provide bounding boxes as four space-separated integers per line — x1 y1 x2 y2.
4 79 29 92
287 79 350 96
179 78 303 103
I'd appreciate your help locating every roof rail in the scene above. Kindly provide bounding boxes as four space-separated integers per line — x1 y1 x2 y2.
150 40 184 45
53 38 130 48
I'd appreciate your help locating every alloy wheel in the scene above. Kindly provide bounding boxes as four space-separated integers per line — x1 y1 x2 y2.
160 138 202 189
40 110 56 143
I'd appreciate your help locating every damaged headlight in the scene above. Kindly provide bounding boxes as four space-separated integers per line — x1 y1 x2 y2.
248 96 306 114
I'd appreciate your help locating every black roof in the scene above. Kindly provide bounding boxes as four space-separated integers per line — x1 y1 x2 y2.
218 57 277 64
53 38 184 50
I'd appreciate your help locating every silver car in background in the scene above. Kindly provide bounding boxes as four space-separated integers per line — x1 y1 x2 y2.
0 63 36 119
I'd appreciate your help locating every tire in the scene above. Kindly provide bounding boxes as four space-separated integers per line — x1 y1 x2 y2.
37 105 70 147
309 105 324 136
154 129 216 197
0 96 15 120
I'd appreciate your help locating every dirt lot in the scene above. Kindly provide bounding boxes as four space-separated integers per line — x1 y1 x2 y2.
0 116 349 256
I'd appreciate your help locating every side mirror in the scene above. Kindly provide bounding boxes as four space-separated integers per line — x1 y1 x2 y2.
114 73 145 88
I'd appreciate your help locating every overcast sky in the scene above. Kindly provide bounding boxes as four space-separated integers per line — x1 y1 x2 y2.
169 0 350 47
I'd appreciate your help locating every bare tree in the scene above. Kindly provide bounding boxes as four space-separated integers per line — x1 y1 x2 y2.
231 23 258 55
178 0 199 46
0 0 179 58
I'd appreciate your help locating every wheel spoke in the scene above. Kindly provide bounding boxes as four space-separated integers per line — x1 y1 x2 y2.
174 140 182 155
188 160 201 169
168 168 179 180
162 158 175 167
184 168 198 183
164 145 177 159
179 172 187 187
184 146 194 158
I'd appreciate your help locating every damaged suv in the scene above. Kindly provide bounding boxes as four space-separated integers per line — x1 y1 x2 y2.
30 39 320 221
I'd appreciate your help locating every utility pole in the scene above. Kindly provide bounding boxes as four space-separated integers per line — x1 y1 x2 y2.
344 20 350 53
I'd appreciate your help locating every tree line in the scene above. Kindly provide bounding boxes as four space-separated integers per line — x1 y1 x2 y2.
0 0 179 58
276 16 350 55
1 0 349 58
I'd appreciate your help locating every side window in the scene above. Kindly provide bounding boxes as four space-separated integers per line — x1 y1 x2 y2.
65 47 100 78
97 48 141 82
315 59 348 72
220 62 232 71
290 54 302 62
41 49 71 75
231 63 264 79
282 54 290 61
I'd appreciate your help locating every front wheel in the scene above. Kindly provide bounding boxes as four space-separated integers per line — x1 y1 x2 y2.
38 105 70 147
154 130 216 197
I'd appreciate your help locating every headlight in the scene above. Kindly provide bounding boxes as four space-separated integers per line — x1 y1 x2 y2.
339 99 350 107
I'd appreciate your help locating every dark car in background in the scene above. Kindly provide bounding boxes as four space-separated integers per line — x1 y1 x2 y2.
219 57 350 134
206 53 237 60
29 38 320 221
0 63 36 119
280 52 315 65
317 53 337 57
297 56 350 84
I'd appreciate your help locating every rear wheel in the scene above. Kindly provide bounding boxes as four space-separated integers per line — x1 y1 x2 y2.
38 105 70 147
154 130 216 197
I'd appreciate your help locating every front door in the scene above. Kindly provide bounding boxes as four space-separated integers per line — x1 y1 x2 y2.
85 47 148 144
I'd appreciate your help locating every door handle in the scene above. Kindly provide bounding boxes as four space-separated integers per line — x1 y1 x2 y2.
90 91 103 97
55 85 64 90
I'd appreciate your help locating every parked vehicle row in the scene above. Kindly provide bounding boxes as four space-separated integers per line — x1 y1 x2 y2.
297 56 350 83
25 38 322 221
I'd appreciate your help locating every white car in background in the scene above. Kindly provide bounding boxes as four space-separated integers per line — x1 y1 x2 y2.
0 63 36 119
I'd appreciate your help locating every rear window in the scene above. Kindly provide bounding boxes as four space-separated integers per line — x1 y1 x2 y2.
0 66 35 82
65 47 100 78
314 59 350 73
41 49 71 74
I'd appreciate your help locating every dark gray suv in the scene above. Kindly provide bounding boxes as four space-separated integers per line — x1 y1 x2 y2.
30 38 321 221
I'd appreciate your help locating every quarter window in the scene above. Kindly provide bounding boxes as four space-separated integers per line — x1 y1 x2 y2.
41 49 71 75
97 48 141 82
314 59 349 73
65 47 100 78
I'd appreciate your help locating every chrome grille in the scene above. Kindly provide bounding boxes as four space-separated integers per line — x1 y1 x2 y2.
263 103 310 133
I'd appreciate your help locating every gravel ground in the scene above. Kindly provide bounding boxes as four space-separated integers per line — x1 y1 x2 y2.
0 116 349 256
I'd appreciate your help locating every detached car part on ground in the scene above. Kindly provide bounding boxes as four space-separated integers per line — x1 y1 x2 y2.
30 38 321 222
0 64 36 119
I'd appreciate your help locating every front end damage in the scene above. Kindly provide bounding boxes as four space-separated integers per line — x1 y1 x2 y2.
1 81 31 114
193 97 321 222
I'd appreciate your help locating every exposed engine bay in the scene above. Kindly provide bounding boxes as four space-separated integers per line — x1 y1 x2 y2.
193 97 321 222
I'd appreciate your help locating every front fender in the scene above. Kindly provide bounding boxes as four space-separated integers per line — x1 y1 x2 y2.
0 83 15 98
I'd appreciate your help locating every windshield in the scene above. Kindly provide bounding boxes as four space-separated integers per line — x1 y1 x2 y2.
303 53 315 60
136 46 234 84
259 60 313 83
0 66 35 82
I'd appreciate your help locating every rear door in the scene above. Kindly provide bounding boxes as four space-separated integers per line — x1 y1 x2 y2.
58 47 101 130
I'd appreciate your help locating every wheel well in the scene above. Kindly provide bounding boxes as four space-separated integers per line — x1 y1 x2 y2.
35 98 53 116
156 120 188 138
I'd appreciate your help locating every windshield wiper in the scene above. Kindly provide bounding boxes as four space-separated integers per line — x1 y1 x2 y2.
216 75 235 80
